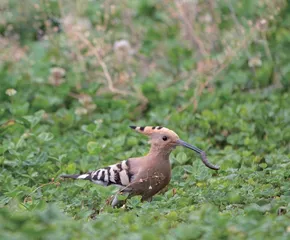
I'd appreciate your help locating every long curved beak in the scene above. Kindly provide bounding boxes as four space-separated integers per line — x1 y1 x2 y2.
177 140 220 170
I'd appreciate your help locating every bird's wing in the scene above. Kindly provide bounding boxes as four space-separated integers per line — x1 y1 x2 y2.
62 159 135 188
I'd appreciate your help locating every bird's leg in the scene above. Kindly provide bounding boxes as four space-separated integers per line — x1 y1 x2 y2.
141 196 153 202
147 197 153 202
111 194 119 208
111 191 131 208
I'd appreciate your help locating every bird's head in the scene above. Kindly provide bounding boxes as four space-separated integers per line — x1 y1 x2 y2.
130 126 219 170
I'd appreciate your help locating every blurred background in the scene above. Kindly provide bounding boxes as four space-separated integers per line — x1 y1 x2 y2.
1 0 289 119
1 1 290 239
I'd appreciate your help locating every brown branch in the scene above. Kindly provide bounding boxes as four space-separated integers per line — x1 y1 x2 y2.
74 32 132 96
175 0 208 57
73 33 149 112
177 28 255 113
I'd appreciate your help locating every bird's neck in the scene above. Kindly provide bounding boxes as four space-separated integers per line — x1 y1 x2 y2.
148 146 171 160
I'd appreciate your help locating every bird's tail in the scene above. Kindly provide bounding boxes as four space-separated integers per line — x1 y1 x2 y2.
61 173 91 180
61 159 133 187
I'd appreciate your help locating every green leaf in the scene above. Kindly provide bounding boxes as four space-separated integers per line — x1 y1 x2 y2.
15 117 31 128
37 132 54 142
176 152 188 164
87 141 101 154
23 110 45 129
66 163 76 174
36 152 48 164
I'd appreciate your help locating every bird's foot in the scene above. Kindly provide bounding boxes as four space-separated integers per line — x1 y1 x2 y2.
109 193 129 208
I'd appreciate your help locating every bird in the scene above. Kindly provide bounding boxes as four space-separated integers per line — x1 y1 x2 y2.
61 126 219 207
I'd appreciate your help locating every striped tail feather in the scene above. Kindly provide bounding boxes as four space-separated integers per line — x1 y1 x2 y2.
61 160 133 188
61 173 91 180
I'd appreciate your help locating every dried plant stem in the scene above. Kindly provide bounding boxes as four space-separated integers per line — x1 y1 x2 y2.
175 0 208 57
73 33 148 111
74 32 131 96
261 32 273 62
178 30 255 113
57 0 148 110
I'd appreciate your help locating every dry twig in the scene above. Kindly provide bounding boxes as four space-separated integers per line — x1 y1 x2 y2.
74 32 132 96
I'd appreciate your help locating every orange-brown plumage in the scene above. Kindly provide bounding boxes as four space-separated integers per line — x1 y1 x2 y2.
62 126 219 206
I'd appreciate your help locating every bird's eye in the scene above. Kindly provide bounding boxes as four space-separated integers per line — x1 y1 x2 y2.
162 136 168 141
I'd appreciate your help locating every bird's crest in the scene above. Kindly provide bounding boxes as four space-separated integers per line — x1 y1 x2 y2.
130 126 179 138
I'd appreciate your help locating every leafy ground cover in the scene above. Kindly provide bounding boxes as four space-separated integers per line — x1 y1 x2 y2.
1 0 290 239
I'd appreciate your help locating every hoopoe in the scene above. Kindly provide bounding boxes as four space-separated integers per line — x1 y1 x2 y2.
61 126 219 206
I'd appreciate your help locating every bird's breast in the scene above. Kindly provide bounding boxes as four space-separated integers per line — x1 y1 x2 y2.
129 159 171 200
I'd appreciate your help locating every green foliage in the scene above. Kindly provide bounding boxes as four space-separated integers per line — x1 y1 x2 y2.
1 0 290 239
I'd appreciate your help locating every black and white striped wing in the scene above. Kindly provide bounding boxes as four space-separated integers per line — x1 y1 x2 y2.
75 160 133 188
